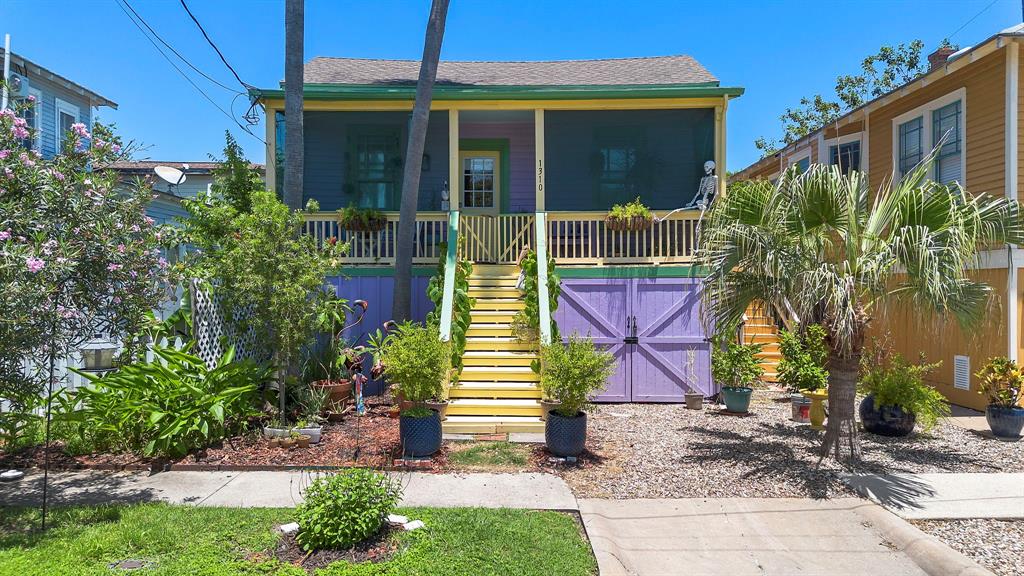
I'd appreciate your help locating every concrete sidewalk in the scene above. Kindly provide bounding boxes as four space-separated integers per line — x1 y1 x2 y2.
841 472 1024 520
0 470 578 510
579 498 992 576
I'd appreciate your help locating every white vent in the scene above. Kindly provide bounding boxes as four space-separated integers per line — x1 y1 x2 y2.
953 355 970 390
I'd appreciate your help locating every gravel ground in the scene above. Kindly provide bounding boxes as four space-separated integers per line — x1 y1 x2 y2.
911 519 1024 576
558 390 1024 499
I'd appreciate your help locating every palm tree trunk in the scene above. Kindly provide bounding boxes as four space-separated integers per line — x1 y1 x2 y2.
819 349 862 462
392 0 450 322
283 0 304 209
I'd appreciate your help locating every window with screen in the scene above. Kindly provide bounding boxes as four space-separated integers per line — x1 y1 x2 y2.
828 141 861 173
932 100 962 185
898 117 924 178
55 98 80 150
349 128 401 209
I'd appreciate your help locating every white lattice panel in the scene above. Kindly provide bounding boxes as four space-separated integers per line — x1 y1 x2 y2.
190 280 269 369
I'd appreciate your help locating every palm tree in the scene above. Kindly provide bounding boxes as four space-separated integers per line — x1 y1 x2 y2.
283 0 304 209
698 156 1023 461
392 0 450 321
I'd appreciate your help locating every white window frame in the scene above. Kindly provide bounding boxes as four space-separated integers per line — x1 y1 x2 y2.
890 87 967 187
785 145 812 172
54 97 81 149
823 132 863 173
19 87 43 151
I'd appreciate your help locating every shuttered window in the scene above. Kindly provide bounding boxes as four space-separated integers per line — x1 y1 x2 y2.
898 117 924 178
932 100 962 186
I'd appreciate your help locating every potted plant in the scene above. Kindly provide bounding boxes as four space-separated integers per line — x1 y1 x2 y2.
606 197 654 231
777 325 829 423
263 415 290 439
857 352 949 437
975 356 1024 438
682 349 704 410
712 340 764 414
380 322 451 457
306 297 356 414
281 432 298 449
296 434 312 449
540 334 616 457
337 204 387 232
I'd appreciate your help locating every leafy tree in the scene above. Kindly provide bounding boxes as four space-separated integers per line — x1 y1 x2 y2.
209 131 262 213
0 103 172 447
699 158 1022 461
755 40 956 158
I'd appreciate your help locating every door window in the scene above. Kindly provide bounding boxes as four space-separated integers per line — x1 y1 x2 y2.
460 152 500 212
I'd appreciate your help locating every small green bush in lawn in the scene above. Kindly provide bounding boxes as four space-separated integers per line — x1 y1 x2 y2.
296 469 402 551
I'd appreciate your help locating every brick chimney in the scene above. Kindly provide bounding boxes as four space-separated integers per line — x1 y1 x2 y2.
928 47 957 71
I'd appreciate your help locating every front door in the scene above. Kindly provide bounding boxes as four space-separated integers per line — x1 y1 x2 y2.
459 151 500 215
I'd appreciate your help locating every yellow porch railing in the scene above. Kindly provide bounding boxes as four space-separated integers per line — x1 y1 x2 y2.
545 210 701 264
303 211 449 265
304 209 702 266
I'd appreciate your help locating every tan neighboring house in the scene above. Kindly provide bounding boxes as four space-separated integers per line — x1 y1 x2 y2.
734 24 1024 410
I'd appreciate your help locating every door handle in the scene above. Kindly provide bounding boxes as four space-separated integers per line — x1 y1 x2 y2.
631 315 638 338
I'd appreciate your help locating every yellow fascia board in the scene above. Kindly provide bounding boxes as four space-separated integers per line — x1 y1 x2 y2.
261 97 725 112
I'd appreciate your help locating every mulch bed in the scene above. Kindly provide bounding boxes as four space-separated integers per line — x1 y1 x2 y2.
267 525 399 573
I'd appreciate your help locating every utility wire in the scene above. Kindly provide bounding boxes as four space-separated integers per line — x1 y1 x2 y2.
115 0 266 145
947 0 1001 42
179 0 251 91
118 0 242 94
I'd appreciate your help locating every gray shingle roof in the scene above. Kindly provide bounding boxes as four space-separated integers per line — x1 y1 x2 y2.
303 55 717 87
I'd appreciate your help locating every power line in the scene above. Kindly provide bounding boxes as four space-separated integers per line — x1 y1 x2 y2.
947 0 1001 42
179 0 250 91
115 0 266 145
118 0 242 95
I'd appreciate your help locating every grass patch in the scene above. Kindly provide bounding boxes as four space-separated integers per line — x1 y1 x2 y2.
448 442 531 469
0 503 595 575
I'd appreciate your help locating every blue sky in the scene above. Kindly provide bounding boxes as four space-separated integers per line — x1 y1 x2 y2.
3 0 1021 171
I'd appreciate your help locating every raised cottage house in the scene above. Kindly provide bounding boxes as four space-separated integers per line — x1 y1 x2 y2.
253 55 743 432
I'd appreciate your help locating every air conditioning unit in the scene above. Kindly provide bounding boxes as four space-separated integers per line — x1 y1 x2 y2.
6 72 29 98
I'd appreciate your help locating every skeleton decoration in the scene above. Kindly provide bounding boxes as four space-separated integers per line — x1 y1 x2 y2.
690 160 718 211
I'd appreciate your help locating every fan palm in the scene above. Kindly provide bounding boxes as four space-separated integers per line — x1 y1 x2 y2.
698 155 1023 461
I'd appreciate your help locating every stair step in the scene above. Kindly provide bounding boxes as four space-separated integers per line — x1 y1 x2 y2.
460 366 540 381
465 337 536 351
473 298 525 311
745 333 779 344
470 311 517 323
468 287 521 298
448 398 542 417
463 351 537 367
442 415 544 434
468 277 519 288
467 325 515 337
470 264 519 277
449 381 541 399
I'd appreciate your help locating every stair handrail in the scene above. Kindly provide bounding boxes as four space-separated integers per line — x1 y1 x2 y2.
439 210 460 342
536 211 552 345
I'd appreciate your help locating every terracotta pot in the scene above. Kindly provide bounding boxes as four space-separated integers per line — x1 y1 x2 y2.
395 391 415 412
268 438 282 448
540 399 562 421
296 435 311 449
312 379 352 412
281 438 297 449
388 406 401 419
425 400 448 420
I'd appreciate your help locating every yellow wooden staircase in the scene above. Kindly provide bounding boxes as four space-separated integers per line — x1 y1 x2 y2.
443 264 545 434
744 303 782 385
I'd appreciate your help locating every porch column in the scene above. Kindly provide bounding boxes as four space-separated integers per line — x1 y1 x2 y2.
265 108 277 195
715 97 727 197
449 109 459 210
535 108 545 211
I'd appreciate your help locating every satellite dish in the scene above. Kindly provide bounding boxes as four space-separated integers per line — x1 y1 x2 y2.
154 165 186 186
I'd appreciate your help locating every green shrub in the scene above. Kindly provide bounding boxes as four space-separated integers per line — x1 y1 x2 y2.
608 196 652 220
426 237 474 375
711 340 764 389
858 354 949 431
976 356 1024 408
777 324 829 394
380 322 450 415
66 344 269 457
540 334 615 416
296 469 402 551
518 250 560 363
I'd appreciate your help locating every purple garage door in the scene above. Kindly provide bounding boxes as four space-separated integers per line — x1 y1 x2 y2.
555 277 712 402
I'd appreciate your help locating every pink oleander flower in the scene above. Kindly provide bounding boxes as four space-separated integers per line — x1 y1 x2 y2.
111 143 121 154
25 257 45 273
117 244 126 253
0 109 13 119
158 257 169 268
19 152 34 167
107 263 122 271
50 169 65 181
0 230 10 241
12 126 28 140
112 296 121 304
144 216 154 225
3 168 12 179
27 95 35 103
71 123 90 139
0 149 10 159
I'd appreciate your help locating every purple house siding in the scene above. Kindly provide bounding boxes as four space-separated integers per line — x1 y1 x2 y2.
327 274 435 395
460 121 535 213
555 276 712 402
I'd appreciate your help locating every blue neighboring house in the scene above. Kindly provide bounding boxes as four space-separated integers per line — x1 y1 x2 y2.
2 48 116 159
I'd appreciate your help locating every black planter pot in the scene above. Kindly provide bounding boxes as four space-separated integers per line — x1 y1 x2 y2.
545 410 587 457
859 395 916 437
986 405 1024 438
399 409 442 457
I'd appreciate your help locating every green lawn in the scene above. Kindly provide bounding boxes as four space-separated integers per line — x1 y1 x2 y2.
0 503 595 576
448 441 531 469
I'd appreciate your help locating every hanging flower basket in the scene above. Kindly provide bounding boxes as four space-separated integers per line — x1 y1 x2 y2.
605 214 654 232
338 213 387 232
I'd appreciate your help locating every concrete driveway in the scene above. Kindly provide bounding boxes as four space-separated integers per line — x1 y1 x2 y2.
579 498 990 576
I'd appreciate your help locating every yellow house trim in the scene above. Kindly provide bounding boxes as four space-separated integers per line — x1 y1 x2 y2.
261 97 726 113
